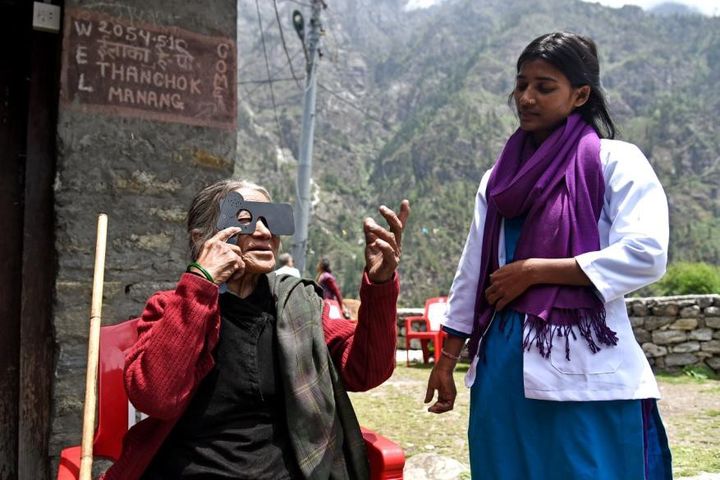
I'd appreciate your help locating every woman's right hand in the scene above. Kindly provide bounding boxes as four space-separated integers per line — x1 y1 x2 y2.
193 227 244 284
424 362 457 414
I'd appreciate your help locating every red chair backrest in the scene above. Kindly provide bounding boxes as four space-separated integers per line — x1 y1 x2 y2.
424 297 448 332
93 319 139 460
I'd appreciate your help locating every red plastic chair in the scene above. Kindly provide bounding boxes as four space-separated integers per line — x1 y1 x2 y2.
362 427 405 480
404 297 448 366
57 319 405 479
326 298 345 320
57 320 139 478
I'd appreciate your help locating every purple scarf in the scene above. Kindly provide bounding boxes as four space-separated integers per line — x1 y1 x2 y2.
467 113 617 361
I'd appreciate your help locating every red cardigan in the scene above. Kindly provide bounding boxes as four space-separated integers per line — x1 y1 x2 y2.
103 272 399 480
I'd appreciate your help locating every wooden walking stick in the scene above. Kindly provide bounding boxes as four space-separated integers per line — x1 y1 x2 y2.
79 214 108 480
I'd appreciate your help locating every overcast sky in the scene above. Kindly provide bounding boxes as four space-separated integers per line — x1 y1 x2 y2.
582 0 719 15
405 0 720 15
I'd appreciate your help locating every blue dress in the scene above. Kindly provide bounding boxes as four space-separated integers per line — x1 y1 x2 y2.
465 216 672 480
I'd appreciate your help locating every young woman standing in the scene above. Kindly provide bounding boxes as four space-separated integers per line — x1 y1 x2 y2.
425 32 673 480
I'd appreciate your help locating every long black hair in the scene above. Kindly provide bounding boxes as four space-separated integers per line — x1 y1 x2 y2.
318 257 332 273
515 32 616 139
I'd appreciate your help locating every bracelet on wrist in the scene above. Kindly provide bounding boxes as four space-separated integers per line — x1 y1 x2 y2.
187 262 214 283
441 348 461 361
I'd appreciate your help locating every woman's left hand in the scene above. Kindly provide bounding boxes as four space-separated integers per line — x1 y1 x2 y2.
485 259 536 310
363 200 411 283
486 258 591 310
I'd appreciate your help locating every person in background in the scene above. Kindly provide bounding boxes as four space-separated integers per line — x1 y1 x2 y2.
276 252 301 278
316 257 351 319
424 32 672 479
102 179 410 480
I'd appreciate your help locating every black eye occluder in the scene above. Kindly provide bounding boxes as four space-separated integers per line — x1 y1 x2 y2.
217 191 295 237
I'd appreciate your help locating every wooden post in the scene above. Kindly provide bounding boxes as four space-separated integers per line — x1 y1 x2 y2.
79 214 108 480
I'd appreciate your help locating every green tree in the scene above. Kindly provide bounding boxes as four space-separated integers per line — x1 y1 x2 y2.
653 262 720 295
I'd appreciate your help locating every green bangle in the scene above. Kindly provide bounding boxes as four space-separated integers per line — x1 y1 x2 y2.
187 262 214 283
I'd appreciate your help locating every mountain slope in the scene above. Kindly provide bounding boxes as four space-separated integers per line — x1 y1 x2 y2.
235 0 720 305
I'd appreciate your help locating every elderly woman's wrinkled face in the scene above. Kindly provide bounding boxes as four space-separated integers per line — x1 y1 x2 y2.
234 187 281 274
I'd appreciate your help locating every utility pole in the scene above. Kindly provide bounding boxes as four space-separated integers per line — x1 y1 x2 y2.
291 0 323 275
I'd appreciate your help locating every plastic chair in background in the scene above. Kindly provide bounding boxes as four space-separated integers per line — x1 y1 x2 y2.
326 298 345 320
57 319 405 479
404 296 448 366
326 298 354 320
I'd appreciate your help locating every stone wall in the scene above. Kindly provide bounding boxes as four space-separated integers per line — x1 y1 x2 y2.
397 307 425 349
398 294 720 372
628 295 720 371
51 0 236 465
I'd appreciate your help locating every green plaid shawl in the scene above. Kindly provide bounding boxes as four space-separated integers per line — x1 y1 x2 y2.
269 272 369 480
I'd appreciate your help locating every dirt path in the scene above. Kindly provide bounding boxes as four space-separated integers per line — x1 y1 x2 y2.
659 381 720 435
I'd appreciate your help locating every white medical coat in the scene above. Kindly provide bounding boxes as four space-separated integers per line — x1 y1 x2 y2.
444 139 668 401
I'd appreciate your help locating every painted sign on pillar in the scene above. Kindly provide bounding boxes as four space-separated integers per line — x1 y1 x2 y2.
61 9 236 130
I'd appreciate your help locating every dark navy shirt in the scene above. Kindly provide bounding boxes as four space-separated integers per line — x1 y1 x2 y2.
142 277 302 479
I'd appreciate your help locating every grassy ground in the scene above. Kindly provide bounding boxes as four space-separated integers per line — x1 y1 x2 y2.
349 362 720 478
656 368 720 477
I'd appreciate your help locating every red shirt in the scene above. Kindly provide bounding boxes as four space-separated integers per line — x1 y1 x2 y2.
103 271 399 480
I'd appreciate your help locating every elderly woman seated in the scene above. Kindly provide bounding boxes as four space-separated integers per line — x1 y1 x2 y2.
102 179 410 480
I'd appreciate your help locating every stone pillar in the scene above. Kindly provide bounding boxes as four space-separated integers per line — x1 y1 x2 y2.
50 0 236 468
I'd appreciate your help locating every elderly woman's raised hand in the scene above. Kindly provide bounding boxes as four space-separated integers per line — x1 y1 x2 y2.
193 227 245 284
363 200 410 283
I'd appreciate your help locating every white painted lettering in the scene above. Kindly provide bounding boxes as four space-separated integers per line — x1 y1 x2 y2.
176 76 187 91
139 68 152 85
190 78 202 95
159 92 172 109
152 72 164 88
125 66 138 84
213 72 228 90
110 63 125 81
146 90 158 108
98 21 111 35
108 86 123 102
96 61 110 77
165 74 177 90
171 93 184 110
122 88 134 104
73 21 92 36
135 89 147 106
78 73 93 92
125 26 137 42
217 43 230 59
138 29 151 47
75 46 88 65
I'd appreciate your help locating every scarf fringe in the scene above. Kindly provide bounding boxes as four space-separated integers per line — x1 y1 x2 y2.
521 309 617 360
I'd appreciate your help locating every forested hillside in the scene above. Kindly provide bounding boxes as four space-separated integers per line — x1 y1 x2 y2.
235 0 720 305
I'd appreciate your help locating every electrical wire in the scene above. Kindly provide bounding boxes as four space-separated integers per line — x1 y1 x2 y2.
238 77 303 85
317 82 394 130
254 0 287 146
319 5 343 65
240 49 305 99
282 0 313 7
273 0 303 89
